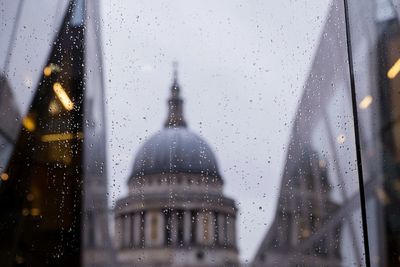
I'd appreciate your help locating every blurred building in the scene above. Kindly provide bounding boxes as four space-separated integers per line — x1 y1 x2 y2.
114 70 239 267
252 148 341 267
0 1 114 266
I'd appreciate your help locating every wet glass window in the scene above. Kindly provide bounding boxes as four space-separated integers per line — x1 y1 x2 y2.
1 0 400 267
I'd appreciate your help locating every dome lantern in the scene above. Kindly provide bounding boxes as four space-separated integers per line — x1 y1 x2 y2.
164 62 187 128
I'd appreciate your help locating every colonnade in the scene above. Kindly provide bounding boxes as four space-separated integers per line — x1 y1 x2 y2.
115 209 236 250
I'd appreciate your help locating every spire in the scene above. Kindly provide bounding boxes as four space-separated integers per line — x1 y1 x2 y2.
164 62 187 128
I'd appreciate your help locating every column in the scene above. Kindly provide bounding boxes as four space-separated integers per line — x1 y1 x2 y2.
158 211 165 246
196 212 204 245
164 209 171 246
217 213 226 246
207 212 215 246
145 210 164 247
130 213 137 248
140 211 145 248
171 210 178 246
226 214 233 247
183 210 192 245
133 212 141 248
145 212 152 247
122 214 131 248
213 211 219 246
190 210 197 245
114 215 123 249
176 210 184 246
197 211 214 246
230 215 236 247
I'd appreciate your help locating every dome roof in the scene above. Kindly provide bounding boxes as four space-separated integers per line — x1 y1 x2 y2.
131 128 221 179
130 64 222 181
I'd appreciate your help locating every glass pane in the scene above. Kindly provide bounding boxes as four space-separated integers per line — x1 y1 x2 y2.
346 0 400 266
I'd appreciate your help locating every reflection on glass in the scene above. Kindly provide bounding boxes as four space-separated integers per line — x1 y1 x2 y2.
347 0 400 265
253 2 367 266
359 96 373 110
253 149 342 266
387 58 400 79
52 82 74 111
0 2 85 265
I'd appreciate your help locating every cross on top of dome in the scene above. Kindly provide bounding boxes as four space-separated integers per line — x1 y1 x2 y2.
173 61 178 84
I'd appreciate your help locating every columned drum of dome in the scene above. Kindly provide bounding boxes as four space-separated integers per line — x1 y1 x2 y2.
114 68 239 267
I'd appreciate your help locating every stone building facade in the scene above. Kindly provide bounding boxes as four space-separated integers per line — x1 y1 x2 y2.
114 70 239 267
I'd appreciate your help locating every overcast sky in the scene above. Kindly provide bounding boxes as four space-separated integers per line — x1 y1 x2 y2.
101 0 331 262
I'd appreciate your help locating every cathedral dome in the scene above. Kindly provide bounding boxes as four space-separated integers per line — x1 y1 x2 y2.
131 128 221 178
130 64 221 180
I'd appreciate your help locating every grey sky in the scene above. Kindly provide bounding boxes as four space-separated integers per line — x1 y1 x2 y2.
101 0 331 262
